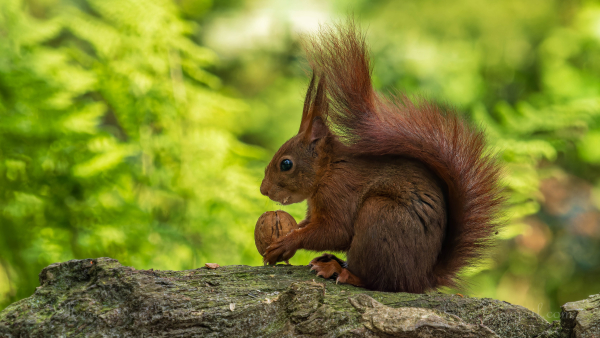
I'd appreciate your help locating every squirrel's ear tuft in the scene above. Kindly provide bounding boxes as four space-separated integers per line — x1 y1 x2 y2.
299 72 316 134
309 116 329 143
301 75 328 141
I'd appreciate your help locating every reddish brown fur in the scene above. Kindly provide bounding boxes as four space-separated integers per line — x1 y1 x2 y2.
260 22 504 292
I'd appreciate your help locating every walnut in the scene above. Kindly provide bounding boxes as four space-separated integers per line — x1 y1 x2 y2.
254 210 298 257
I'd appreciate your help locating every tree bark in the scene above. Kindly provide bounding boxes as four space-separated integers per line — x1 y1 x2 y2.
0 257 596 337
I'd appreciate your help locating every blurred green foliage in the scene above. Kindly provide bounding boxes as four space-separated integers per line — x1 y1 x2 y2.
0 0 284 309
1 0 600 320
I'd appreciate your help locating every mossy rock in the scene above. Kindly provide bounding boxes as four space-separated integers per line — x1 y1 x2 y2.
0 257 593 337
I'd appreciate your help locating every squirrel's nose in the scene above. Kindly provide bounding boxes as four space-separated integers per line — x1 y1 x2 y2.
260 181 269 197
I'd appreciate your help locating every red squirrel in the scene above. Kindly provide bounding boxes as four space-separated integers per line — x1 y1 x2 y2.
259 23 504 293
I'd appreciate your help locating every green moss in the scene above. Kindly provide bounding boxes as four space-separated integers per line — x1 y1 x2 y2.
0 258 579 337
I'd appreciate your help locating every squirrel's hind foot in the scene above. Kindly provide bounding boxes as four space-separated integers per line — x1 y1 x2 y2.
309 254 343 279
309 254 365 287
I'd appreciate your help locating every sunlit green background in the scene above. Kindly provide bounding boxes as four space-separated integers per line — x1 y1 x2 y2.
2 0 600 321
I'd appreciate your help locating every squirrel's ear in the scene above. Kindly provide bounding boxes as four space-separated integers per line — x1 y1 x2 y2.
299 72 316 134
309 116 329 143
302 75 328 142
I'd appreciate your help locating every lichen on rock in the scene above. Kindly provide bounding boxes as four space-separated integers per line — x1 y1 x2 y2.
561 293 600 338
0 257 596 337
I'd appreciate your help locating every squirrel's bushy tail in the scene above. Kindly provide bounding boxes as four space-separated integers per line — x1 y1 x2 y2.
305 22 504 288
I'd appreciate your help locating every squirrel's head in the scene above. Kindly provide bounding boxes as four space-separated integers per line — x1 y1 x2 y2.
260 74 330 205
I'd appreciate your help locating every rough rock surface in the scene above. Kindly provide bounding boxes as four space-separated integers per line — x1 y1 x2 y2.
349 294 499 337
0 257 595 337
561 294 600 338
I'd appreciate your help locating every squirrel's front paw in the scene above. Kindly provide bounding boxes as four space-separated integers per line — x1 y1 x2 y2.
263 235 298 265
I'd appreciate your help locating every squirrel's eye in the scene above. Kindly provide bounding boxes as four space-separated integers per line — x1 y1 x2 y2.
280 159 293 172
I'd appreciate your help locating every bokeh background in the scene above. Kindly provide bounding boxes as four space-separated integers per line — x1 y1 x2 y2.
1 0 600 320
